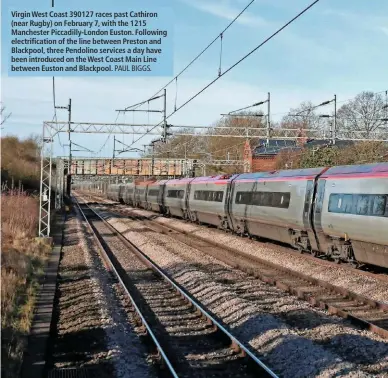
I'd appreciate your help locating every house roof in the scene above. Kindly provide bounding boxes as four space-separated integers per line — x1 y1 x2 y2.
251 138 354 156
252 139 299 156
304 139 354 148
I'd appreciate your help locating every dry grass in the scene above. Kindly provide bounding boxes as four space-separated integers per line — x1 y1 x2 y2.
1 191 51 377
1 191 38 242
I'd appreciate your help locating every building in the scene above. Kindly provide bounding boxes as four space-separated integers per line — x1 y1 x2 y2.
243 139 300 171
243 138 354 172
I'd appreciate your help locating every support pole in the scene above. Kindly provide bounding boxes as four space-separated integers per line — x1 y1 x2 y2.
267 92 271 144
38 123 53 237
38 124 45 236
68 98 72 141
67 140 72 197
163 88 167 142
333 94 337 145
67 98 72 196
151 144 155 176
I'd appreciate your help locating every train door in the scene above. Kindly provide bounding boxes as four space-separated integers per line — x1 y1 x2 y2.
226 179 239 232
303 179 319 251
312 178 328 253
185 181 192 219
159 181 168 214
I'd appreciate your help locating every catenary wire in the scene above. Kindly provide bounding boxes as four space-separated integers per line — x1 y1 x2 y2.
126 0 321 149
124 0 257 112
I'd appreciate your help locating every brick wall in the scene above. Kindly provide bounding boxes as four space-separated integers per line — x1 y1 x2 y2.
243 140 278 172
251 155 276 172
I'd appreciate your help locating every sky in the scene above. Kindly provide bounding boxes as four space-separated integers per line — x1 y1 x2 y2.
1 0 388 158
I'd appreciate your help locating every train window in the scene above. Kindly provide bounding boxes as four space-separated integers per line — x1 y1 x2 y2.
280 193 290 208
356 195 369 215
328 194 340 212
372 195 385 216
328 193 388 217
342 194 353 214
235 191 290 208
194 190 223 202
148 189 159 197
168 190 184 198
236 192 251 205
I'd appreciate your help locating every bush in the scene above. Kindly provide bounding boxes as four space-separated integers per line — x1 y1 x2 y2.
275 141 388 169
1 136 40 191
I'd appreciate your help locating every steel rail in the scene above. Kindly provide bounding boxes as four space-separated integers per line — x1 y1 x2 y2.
103 203 388 340
77 192 388 280
73 197 179 378
74 196 279 378
150 221 388 339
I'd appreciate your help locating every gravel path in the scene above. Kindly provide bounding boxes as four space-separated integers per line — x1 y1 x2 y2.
112 205 388 304
94 208 388 378
47 209 156 378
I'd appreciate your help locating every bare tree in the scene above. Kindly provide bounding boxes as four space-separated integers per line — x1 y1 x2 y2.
143 112 265 174
336 91 386 139
278 101 325 140
1 103 12 128
281 101 322 130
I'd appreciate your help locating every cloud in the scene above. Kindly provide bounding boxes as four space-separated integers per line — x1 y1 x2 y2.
180 0 270 28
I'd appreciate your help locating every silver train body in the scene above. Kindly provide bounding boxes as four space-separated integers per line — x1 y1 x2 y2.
101 163 388 269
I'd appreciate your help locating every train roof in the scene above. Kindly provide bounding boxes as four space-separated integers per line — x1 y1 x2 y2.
148 179 169 186
321 162 388 178
191 174 240 183
235 167 326 181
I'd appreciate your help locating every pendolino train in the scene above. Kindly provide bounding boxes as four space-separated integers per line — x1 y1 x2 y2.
96 163 388 269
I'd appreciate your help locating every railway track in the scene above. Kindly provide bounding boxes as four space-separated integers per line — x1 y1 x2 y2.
83 199 388 340
78 191 388 279
74 197 278 378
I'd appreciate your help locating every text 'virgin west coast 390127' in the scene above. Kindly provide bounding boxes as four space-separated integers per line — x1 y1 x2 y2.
4 6 173 76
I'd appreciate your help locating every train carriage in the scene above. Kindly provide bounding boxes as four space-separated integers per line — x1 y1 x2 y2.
146 180 168 212
187 175 237 228
102 162 388 270
106 184 123 202
315 163 388 267
163 178 193 218
122 183 135 205
229 168 326 247
134 182 149 208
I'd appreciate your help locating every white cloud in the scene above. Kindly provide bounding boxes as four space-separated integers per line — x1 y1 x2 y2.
180 0 270 28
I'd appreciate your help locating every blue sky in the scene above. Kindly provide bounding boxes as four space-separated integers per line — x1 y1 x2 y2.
1 0 388 157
